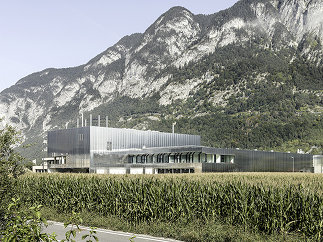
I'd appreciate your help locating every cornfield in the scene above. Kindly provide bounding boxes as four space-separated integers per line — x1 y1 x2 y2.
15 173 323 238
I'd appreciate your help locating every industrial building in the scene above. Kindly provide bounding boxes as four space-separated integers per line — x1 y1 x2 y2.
43 124 323 174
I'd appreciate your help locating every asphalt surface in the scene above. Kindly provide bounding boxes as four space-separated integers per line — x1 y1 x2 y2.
43 221 181 242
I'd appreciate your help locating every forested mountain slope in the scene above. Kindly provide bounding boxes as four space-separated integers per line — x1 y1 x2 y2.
0 0 322 160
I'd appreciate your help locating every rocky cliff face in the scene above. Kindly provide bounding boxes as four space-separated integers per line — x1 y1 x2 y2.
1 0 322 159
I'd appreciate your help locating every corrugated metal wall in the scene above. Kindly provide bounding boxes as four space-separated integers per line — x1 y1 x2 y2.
47 127 91 168
48 127 200 155
89 127 201 152
90 146 314 173
48 127 90 155
47 127 314 173
203 148 313 172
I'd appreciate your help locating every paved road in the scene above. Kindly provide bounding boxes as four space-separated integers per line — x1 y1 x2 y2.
43 221 181 242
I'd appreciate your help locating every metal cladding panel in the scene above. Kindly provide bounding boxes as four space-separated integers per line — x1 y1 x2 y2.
314 155 323 173
97 146 314 172
205 148 314 172
47 127 90 155
203 163 237 172
102 146 203 156
47 127 313 173
89 127 200 152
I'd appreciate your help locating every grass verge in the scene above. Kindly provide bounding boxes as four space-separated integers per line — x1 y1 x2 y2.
41 207 307 242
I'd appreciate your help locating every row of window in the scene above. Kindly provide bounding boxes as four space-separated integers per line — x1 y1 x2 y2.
128 153 235 164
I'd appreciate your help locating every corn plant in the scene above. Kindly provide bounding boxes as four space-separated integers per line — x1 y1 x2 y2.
15 173 323 239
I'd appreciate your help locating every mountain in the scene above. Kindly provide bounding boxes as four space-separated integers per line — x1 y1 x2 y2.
1 0 322 161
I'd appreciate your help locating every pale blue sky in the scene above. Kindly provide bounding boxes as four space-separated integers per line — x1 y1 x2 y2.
0 0 239 92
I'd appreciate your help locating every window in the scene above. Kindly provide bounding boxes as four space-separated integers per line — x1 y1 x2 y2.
221 155 225 163
79 134 84 141
221 155 235 164
107 141 112 151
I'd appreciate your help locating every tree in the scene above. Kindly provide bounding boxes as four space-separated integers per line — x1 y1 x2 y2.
0 123 98 241
0 123 24 176
1 198 57 241
0 122 25 228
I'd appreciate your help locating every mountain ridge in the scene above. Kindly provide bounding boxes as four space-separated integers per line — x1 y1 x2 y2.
0 0 322 160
